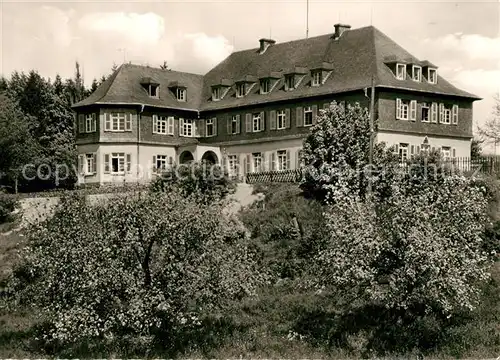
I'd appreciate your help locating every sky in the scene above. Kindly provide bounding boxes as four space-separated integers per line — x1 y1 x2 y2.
1 0 499 151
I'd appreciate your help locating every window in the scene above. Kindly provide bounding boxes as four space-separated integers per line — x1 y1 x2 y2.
277 110 286 130
440 104 452 124
285 75 295 90
110 153 126 174
304 106 313 126
180 118 193 137
412 65 422 82
252 153 263 172
277 150 288 171
236 83 245 98
110 112 128 131
85 114 96 133
154 116 167 134
228 155 238 176
260 79 270 94
396 99 410 120
230 115 239 134
212 87 222 101
85 154 95 175
176 88 186 101
396 63 407 80
428 68 437 84
155 155 168 172
399 143 409 163
148 84 159 98
311 71 322 86
431 102 438 123
421 102 430 122
206 118 215 137
253 113 261 132
441 146 451 161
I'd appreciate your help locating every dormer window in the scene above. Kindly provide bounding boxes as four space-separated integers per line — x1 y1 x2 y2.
148 84 159 98
176 88 186 102
285 75 295 90
311 70 322 86
396 63 407 80
428 68 437 84
212 87 222 101
236 83 245 98
260 79 270 94
412 65 422 82
141 77 160 98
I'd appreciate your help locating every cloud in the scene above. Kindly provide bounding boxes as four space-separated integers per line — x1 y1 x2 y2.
79 12 165 44
183 33 234 68
422 33 500 62
453 69 500 96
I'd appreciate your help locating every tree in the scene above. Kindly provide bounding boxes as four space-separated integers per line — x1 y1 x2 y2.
90 78 99 93
477 95 500 147
471 137 483 160
300 101 373 201
10 191 265 348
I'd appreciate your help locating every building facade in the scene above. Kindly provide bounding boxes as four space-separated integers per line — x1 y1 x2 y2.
73 24 480 186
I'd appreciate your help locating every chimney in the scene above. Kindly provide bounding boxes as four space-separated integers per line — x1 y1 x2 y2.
259 38 276 54
333 24 351 39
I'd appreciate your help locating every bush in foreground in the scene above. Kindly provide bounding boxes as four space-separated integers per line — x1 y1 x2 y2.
8 190 266 355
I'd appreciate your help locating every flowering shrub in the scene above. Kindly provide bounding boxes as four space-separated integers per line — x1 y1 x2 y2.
9 190 266 348
150 161 236 204
0 193 17 224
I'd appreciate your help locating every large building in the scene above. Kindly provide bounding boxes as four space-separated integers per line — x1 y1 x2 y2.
72 24 480 186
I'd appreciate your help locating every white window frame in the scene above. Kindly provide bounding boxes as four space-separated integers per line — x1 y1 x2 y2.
396 99 410 120
421 102 430 123
206 118 215 137
155 155 168 172
85 114 96 133
228 155 238 176
212 87 222 101
285 75 295 90
148 84 159 98
399 143 409 163
236 83 245 98
441 146 451 161
260 79 270 94
154 116 168 134
304 106 313 126
231 115 238 134
277 110 286 130
412 65 422 82
428 68 437 84
396 63 407 80
311 71 322 86
85 153 95 175
176 88 186 102
110 112 127 132
110 153 126 174
252 152 263 173
180 118 193 137
277 150 288 171
442 104 452 125
252 113 261 132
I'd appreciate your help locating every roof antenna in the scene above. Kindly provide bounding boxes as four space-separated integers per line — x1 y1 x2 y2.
306 0 309 38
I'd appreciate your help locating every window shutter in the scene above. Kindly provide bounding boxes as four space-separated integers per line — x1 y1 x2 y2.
286 150 291 170
126 154 132 172
91 113 97 132
396 98 402 120
174 118 179 136
410 145 415 157
125 113 132 131
312 105 318 124
246 154 251 173
271 152 276 171
105 113 111 131
394 144 399 155
152 155 157 173
169 156 174 166
227 116 232 135
242 155 247 175
439 103 444 123
153 114 158 133
167 116 174 135
410 100 417 121
78 154 84 174
270 110 277 130
452 104 458 125
99 113 104 132
246 113 252 133
199 119 206 137
285 108 291 128
431 103 438 123
416 145 420 154
104 154 110 173
179 118 185 136
296 107 303 127
194 119 201 137
452 148 456 158
236 114 241 134
213 117 217 136
92 153 97 173
259 111 265 131
78 114 85 133
296 149 301 169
